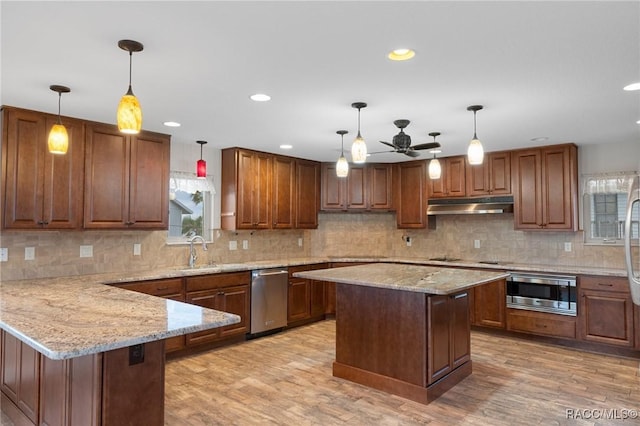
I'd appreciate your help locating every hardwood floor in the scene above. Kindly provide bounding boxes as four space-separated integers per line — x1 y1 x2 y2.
165 320 640 425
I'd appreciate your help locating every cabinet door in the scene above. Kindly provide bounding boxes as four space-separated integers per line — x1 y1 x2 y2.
218 285 250 338
253 152 272 229
465 152 511 197
310 280 325 317
321 163 346 210
288 278 311 322
324 281 336 315
128 132 170 229
346 165 368 209
185 290 222 345
541 145 576 230
369 164 393 210
427 295 452 384
473 279 506 328
580 289 634 347
1 332 40 424
272 155 295 229
236 150 272 229
295 159 320 228
446 156 466 197
394 161 427 228
451 291 471 369
512 148 543 229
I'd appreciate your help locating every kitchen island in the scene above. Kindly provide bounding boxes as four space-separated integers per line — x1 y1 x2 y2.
0 276 240 426
294 263 509 404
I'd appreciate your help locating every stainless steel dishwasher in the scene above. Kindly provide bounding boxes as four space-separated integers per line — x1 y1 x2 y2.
250 268 289 336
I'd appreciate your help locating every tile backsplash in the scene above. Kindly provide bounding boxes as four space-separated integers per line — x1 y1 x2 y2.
0 212 625 281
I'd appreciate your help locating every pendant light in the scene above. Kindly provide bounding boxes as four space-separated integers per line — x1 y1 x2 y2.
467 105 484 165
117 39 144 134
427 132 442 179
351 102 368 164
335 130 349 178
48 85 71 155
196 140 208 178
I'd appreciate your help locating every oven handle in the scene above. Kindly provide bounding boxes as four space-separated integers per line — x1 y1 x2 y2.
507 273 576 287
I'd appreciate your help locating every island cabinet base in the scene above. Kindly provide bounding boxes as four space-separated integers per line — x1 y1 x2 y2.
1 331 165 426
333 283 472 405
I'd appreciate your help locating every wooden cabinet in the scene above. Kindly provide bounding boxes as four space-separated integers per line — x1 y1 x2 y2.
1 331 40 424
84 123 170 229
427 291 471 384
428 156 466 199
295 159 320 229
506 309 576 339
473 278 506 329
116 278 186 353
512 144 578 230
320 163 393 211
272 155 296 229
185 272 251 346
579 275 634 347
287 264 328 325
394 160 428 228
465 151 511 197
2 107 85 230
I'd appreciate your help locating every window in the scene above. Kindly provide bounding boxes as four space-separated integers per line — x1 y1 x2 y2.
167 172 214 243
583 172 638 245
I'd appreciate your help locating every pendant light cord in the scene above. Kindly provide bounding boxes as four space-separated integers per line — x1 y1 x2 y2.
357 107 362 138
473 111 478 139
56 92 62 125
126 51 134 95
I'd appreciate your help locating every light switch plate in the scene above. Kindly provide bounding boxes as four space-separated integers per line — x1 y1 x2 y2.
242 240 248 250
133 243 141 256
80 245 93 258
24 247 35 260
474 240 481 249
229 241 237 251
298 238 303 247
564 242 572 252
0 248 7 262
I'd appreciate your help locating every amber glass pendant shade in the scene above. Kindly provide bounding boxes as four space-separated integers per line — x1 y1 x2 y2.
117 90 142 134
48 124 69 154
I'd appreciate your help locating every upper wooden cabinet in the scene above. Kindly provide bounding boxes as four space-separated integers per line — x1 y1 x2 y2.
295 159 320 229
2 107 85 229
393 160 427 228
221 148 320 230
428 155 466 199
512 144 577 231
320 163 393 211
465 151 511 197
84 123 170 229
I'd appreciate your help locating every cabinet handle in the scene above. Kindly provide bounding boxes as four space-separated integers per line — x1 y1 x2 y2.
126 221 135 226
156 287 169 291
597 283 614 287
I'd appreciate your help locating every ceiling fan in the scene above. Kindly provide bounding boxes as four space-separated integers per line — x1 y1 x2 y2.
372 119 441 158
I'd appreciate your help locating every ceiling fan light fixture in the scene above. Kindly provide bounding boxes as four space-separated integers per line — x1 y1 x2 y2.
351 102 368 164
48 85 71 155
336 130 349 178
117 39 144 134
388 48 415 61
466 105 484 165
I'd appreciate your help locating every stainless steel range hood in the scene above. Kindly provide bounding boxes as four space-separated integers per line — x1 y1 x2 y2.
427 196 514 215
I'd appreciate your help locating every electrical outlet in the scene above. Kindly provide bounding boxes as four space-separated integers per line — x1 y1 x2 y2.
80 245 93 258
242 240 249 250
564 242 572 252
474 240 481 249
0 248 8 262
298 238 303 247
24 247 35 260
133 243 141 256
406 237 412 247
229 241 237 251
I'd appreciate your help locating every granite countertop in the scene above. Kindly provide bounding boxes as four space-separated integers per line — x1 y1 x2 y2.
0 276 240 360
293 263 510 295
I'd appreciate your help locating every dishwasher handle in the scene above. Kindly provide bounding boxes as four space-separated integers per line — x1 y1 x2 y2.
253 269 288 277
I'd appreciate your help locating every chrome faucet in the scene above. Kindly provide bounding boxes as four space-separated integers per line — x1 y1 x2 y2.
188 235 208 268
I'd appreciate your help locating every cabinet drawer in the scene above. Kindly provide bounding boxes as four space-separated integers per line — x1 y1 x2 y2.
118 278 183 298
186 271 251 292
507 309 576 339
580 276 629 293
288 263 329 278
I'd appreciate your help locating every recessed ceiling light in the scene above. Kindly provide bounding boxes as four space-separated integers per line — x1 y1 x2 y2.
531 136 549 142
388 48 415 61
250 93 271 102
163 121 181 127
280 144 292 149
623 82 640 91
636 119 640 124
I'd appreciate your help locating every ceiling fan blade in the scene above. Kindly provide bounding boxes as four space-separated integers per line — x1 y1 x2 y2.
411 142 441 150
379 141 396 149
404 150 421 158
368 150 395 155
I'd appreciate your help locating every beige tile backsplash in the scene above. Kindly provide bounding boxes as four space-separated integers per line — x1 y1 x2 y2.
0 213 625 281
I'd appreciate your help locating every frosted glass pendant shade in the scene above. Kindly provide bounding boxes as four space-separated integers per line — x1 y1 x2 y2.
48 124 69 155
336 155 349 177
351 134 367 164
428 158 441 179
117 91 142 134
467 138 484 165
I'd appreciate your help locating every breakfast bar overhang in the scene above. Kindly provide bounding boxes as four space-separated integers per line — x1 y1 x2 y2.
294 263 510 404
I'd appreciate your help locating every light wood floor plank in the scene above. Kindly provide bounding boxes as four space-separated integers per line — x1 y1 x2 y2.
164 320 640 425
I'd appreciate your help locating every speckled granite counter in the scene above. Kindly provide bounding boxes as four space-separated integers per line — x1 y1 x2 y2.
293 263 510 294
0 276 240 360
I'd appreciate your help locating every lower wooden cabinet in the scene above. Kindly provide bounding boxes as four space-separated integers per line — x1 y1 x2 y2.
287 264 329 325
506 309 576 339
579 276 634 347
472 279 506 329
1 331 40 424
185 272 251 346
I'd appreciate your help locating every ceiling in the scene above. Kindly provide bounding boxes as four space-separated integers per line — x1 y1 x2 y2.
2 1 639 163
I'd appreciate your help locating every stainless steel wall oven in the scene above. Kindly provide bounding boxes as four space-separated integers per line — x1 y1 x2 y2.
506 272 577 316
